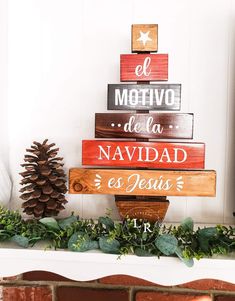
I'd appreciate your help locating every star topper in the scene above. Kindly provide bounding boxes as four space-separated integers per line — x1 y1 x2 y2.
132 24 158 52
137 31 152 46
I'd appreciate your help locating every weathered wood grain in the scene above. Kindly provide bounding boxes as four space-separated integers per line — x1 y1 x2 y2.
95 113 194 139
115 199 169 222
69 169 216 197
107 84 181 111
120 54 168 82
82 140 205 169
132 24 158 52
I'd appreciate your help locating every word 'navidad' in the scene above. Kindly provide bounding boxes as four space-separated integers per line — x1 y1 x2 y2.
97 145 187 163
82 141 205 169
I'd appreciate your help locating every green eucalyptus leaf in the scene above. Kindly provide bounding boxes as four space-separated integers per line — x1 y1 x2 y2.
198 227 218 253
142 231 148 241
87 240 99 250
198 237 210 253
155 234 178 255
68 232 81 251
180 217 194 232
198 227 218 238
98 217 114 231
99 237 120 254
11 235 29 248
68 232 98 252
58 215 78 230
175 247 194 267
134 248 153 257
39 217 60 230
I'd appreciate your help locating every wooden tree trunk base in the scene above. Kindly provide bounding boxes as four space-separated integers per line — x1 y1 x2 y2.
115 196 169 222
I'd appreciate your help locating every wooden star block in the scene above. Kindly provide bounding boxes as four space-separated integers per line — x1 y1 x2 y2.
132 24 158 52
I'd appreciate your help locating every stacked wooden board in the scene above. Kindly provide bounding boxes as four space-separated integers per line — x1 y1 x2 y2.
69 24 216 222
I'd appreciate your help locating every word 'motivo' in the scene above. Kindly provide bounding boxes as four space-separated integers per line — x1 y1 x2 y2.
107 84 181 111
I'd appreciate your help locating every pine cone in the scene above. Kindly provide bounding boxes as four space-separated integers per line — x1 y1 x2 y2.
20 139 68 218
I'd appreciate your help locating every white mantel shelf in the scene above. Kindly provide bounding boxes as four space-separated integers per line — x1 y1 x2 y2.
1 247 235 285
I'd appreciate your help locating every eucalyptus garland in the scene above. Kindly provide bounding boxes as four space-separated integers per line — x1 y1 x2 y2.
0 206 234 267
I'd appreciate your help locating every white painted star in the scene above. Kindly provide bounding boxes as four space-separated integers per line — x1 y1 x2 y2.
137 31 152 46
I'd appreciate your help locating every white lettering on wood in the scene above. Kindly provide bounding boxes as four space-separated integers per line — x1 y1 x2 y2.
135 57 151 77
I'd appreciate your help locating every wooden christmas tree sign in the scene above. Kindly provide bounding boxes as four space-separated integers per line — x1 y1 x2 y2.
108 84 181 111
69 168 216 197
120 54 168 81
69 24 217 222
82 140 205 169
95 113 193 139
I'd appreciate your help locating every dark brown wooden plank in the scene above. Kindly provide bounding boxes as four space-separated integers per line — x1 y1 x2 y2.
115 195 167 201
82 140 205 169
120 54 168 81
107 84 181 111
95 113 194 139
69 168 216 197
115 200 169 222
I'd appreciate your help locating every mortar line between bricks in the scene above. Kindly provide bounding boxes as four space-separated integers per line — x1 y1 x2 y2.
101 285 235 296
51 285 57 301
97 285 235 296
6 280 130 291
129 287 134 301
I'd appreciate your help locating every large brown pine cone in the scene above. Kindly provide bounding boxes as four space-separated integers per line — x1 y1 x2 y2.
20 139 68 218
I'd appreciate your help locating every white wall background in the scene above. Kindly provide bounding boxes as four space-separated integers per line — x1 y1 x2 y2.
1 0 235 223
0 0 8 166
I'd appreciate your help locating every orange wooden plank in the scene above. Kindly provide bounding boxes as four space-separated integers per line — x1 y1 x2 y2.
69 169 216 197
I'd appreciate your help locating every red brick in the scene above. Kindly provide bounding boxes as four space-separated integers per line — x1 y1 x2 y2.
215 297 235 301
3 275 21 281
23 271 75 282
179 280 235 291
99 275 159 286
136 292 212 301
3 286 52 301
57 287 129 301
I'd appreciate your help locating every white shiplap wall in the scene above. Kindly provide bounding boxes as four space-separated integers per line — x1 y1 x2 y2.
3 0 235 223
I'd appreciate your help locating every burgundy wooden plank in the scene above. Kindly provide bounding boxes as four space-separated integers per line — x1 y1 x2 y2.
107 84 181 111
95 113 194 139
82 140 205 169
120 54 168 82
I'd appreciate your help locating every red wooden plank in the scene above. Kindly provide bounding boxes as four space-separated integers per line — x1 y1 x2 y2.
120 54 168 82
95 113 194 139
82 141 205 169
